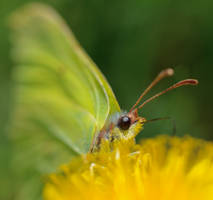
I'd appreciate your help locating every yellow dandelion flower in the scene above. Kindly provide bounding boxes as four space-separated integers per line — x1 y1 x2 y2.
43 136 213 200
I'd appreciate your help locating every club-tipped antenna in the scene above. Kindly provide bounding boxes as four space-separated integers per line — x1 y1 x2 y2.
129 68 174 112
138 79 198 110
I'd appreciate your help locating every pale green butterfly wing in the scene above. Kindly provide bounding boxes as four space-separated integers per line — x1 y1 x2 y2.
9 3 120 200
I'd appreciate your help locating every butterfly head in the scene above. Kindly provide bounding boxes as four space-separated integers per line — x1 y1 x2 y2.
90 109 146 152
116 109 146 139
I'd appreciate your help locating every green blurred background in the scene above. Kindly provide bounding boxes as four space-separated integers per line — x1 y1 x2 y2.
0 0 213 199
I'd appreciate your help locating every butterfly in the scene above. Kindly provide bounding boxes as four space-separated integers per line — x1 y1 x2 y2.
9 3 198 199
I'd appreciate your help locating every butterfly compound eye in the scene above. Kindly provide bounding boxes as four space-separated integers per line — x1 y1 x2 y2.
117 116 131 130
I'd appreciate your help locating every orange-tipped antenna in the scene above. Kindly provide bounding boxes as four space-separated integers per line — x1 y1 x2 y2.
138 79 198 110
129 68 174 112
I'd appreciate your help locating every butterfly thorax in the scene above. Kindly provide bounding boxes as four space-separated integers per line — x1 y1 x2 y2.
90 109 146 152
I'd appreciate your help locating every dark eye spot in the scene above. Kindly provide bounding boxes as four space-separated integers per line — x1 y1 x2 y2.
117 116 131 130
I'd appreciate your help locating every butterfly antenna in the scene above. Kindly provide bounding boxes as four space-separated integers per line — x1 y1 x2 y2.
138 79 198 110
129 68 174 112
